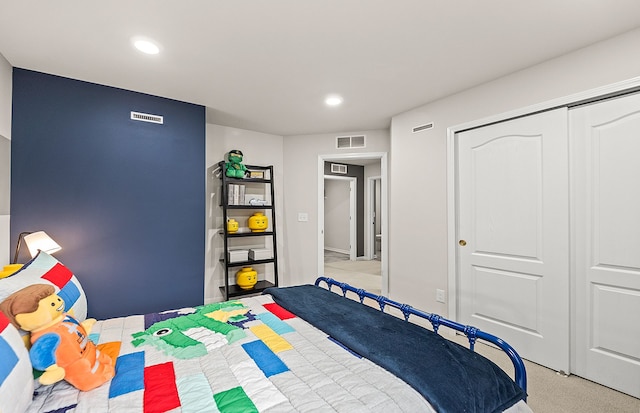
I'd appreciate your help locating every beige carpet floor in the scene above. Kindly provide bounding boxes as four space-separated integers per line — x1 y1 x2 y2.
323 258 382 295
450 333 640 413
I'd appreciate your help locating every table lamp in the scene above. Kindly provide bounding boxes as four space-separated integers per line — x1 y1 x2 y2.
1 231 61 278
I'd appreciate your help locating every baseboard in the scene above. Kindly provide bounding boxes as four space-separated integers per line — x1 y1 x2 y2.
324 246 349 255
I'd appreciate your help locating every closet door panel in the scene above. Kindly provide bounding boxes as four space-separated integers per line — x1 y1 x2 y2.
572 92 640 398
456 108 570 372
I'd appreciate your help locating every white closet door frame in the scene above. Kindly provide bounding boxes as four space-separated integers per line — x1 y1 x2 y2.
447 76 640 322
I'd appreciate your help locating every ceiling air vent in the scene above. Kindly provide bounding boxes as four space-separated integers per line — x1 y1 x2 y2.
336 135 366 149
131 111 164 124
412 122 434 133
331 163 348 174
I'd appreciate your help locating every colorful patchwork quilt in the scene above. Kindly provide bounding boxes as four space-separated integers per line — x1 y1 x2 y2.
26 294 435 413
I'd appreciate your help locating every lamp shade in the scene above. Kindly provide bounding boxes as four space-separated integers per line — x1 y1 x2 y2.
23 231 61 258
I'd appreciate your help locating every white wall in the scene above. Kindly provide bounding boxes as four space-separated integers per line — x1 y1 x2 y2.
282 129 390 287
205 123 284 303
0 53 11 265
389 27 640 315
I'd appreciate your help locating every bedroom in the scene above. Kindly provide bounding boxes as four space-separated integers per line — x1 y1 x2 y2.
1 2 640 412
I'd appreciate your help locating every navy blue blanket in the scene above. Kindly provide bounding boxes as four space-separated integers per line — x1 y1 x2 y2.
265 285 526 413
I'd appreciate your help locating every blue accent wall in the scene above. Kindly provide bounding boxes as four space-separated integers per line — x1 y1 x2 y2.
11 69 205 319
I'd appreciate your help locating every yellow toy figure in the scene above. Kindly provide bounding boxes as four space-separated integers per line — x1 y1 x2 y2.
0 284 115 391
248 212 268 232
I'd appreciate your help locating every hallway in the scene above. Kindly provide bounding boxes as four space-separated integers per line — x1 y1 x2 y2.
323 250 381 295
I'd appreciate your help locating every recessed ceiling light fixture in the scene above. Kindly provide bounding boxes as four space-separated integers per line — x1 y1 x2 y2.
325 95 343 107
132 37 160 55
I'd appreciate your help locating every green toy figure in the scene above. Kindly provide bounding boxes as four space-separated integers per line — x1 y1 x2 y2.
225 149 249 178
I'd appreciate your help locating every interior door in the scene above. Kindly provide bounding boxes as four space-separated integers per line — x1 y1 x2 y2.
324 177 356 260
571 92 640 398
456 108 570 372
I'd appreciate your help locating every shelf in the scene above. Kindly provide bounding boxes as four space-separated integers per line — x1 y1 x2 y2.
222 258 275 267
225 177 272 184
225 205 273 210
220 280 276 298
227 231 274 238
219 161 278 301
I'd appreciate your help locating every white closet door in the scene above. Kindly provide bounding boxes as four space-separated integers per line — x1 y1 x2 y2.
572 93 640 398
456 108 570 372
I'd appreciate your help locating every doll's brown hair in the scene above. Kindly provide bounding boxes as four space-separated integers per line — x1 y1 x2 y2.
0 284 55 328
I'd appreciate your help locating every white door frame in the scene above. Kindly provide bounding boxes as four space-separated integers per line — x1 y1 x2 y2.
318 152 389 296
367 176 381 260
324 175 357 260
446 75 640 323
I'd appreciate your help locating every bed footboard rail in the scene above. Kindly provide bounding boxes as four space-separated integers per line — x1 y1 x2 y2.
314 276 527 395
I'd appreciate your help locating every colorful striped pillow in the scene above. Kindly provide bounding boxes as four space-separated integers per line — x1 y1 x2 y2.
0 251 87 333
0 311 33 412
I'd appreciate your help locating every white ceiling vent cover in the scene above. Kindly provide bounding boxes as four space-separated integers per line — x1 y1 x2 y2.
131 111 164 124
412 122 434 133
331 163 348 174
336 135 366 149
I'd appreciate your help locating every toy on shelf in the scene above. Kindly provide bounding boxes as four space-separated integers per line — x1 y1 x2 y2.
0 284 115 391
227 218 239 234
236 267 258 290
248 198 268 206
225 149 249 179
248 212 268 232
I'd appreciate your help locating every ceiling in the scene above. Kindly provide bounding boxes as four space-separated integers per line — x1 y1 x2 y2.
1 1 640 136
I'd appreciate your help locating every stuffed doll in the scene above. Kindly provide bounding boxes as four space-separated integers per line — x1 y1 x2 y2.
225 149 249 178
0 284 115 391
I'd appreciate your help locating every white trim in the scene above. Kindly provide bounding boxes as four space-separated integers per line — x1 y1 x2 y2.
446 128 458 322
446 75 640 323
453 75 640 134
318 152 388 296
366 176 381 260
324 246 350 255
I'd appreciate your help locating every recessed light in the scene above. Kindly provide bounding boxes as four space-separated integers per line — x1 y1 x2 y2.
325 95 343 107
133 38 160 55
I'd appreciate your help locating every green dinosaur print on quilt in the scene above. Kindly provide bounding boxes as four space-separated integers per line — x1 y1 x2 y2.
131 301 248 359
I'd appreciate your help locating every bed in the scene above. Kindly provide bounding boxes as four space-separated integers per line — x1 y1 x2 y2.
0 252 531 413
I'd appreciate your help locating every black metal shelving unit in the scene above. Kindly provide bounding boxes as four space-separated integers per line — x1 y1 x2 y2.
218 161 279 300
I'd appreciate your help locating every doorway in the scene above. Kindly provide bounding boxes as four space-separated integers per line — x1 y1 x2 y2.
318 153 388 296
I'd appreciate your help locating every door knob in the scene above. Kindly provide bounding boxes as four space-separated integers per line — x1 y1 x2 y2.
458 240 467 246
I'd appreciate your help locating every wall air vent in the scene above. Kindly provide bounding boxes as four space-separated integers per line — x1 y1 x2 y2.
412 122 434 133
336 135 366 149
331 163 348 174
131 111 164 124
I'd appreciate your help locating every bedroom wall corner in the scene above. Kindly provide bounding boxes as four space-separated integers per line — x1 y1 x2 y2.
0 52 12 265
204 122 284 304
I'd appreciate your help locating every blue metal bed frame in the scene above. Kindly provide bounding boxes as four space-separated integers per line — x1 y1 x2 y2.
314 276 527 396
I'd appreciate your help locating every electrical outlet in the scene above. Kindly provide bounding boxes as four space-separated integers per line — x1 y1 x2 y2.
436 289 446 303
298 212 309 222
